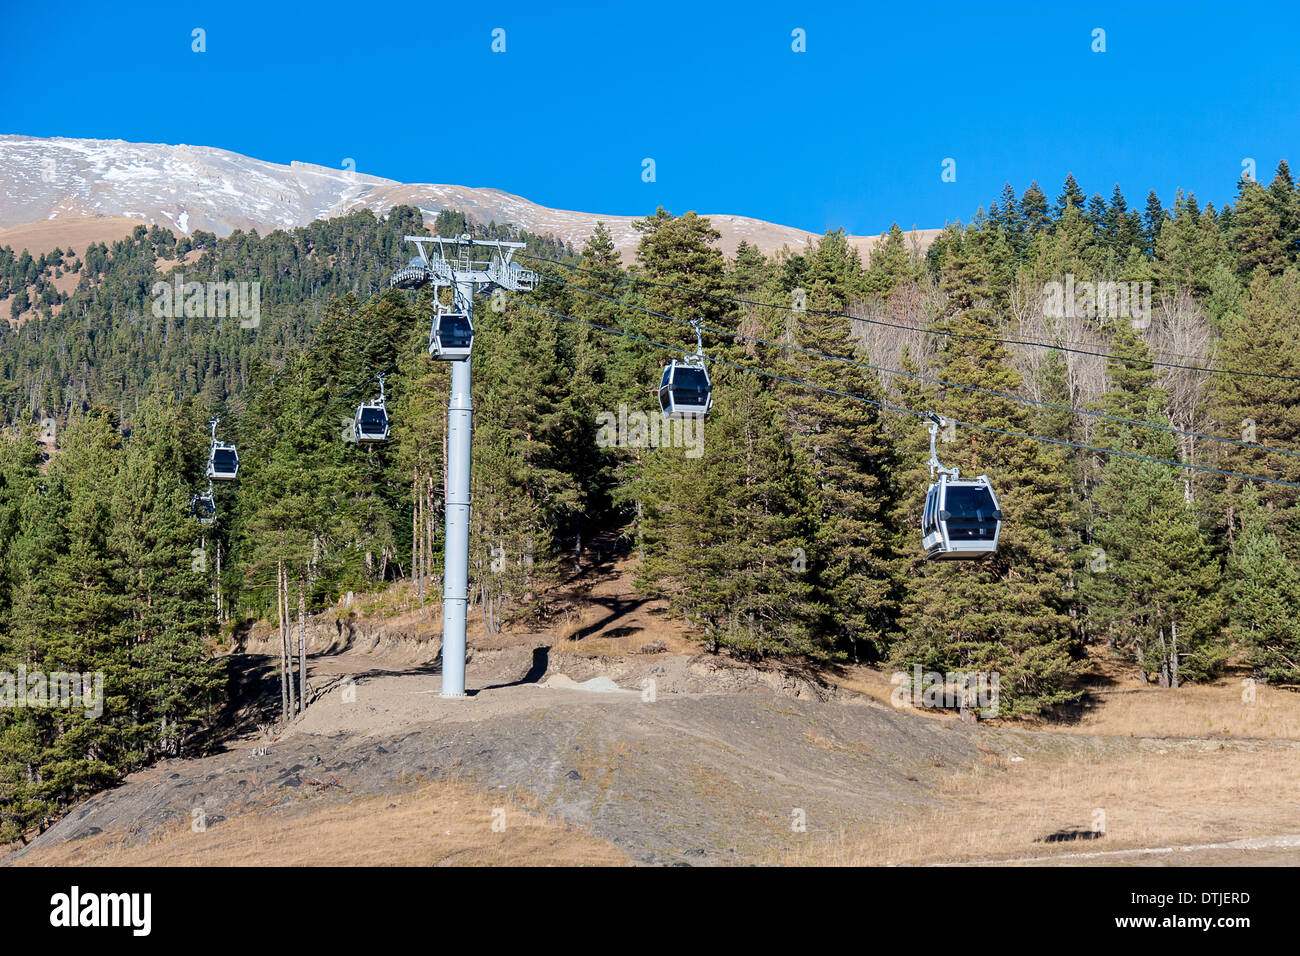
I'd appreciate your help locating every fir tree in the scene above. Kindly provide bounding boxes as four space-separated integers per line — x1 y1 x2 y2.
1085 403 1224 686
108 394 221 759
863 224 914 298
1230 178 1285 276
1104 184 1143 255
1019 181 1051 235
1209 267 1300 535
1156 192 1229 295
996 183 1023 240
1266 160 1300 262
1142 190 1166 256
1227 485 1300 682
638 370 819 658
889 247 1080 716
776 279 903 661
1054 174 1087 220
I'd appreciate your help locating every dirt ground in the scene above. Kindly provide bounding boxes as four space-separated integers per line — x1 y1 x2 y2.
6 641 985 866
7 549 1300 867
13 778 630 867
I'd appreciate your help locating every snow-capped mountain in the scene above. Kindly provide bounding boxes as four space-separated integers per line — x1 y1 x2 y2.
0 135 937 260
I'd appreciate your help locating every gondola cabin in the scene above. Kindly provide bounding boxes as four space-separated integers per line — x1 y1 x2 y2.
354 402 390 442
921 474 1002 559
191 488 216 523
658 359 713 417
207 442 240 481
430 311 473 360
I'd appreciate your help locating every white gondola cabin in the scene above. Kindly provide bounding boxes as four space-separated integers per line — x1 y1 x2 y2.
355 403 390 441
658 358 713 417
192 484 216 523
430 310 473 360
920 412 1001 560
205 418 239 481
207 442 239 481
921 474 1002 560
354 376 390 442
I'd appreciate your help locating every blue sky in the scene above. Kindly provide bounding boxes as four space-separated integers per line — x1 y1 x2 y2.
2 0 1297 235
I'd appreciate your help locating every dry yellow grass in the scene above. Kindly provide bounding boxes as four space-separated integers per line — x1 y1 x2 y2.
13 780 629 867
788 745 1300 866
828 666 943 713
1060 680 1300 739
812 662 1300 864
829 662 1300 739
0 215 139 258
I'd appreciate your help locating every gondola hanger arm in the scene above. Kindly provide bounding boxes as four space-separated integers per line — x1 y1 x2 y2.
924 411 960 481
687 319 705 364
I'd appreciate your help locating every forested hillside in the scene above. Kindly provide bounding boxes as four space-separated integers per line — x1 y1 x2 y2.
3 165 1300 838
0 207 573 418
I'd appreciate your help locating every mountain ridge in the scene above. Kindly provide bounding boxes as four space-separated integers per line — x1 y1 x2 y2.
0 134 940 260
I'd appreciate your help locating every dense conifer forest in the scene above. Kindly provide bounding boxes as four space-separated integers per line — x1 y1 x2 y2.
2 165 1300 837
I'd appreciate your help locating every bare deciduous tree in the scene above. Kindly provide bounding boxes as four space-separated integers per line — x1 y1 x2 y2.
1149 290 1214 501
849 276 942 392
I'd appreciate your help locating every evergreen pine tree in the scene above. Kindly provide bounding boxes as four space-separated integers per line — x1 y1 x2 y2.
1142 190 1166 256
1104 184 1143 254
1266 160 1300 263
776 278 903 661
1019 181 1051 235
1209 268 1300 536
1156 192 1230 295
1054 174 1087 220
862 224 914 298
108 394 221 759
1230 178 1286 276
638 370 819 658
1227 485 1300 682
1085 402 1224 686
888 246 1079 716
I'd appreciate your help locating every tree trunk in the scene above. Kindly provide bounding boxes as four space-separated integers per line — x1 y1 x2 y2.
423 473 429 604
413 470 422 606
214 540 222 621
283 560 296 717
635 498 644 563
1170 619 1180 689
297 576 306 712
426 474 436 600
277 560 288 721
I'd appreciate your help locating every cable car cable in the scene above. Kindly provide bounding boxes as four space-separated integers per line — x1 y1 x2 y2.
521 251 1300 380
225 284 410 418
502 294 1300 491
233 337 427 453
540 271 1300 462
517 252 1300 384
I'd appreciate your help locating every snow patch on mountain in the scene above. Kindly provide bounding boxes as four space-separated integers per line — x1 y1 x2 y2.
0 135 936 261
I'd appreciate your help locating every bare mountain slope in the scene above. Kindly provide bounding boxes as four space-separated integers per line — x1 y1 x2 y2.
0 135 939 260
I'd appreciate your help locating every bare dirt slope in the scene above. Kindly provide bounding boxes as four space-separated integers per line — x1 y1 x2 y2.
0 215 138 257
7 639 983 866
7 547 1299 867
